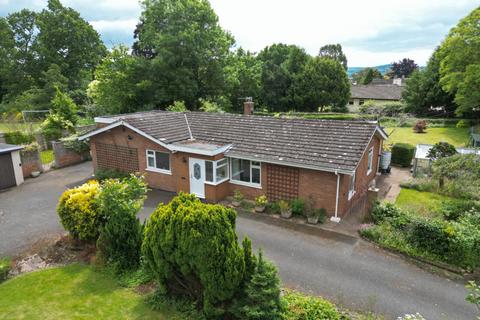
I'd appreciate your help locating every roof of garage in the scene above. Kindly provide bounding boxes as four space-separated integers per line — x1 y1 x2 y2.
0 143 23 154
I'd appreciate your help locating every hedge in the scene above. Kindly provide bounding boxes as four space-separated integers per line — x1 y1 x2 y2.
4 131 35 145
391 143 415 167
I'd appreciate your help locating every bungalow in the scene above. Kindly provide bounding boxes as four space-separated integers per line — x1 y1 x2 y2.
348 84 404 112
80 104 387 221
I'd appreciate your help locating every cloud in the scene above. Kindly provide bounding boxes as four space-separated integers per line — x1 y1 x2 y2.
0 0 478 66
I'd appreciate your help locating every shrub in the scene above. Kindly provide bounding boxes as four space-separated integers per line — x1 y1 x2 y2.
391 143 415 167
96 175 147 272
278 200 290 212
283 290 340 320
407 218 450 257
232 250 285 320
142 192 252 317
4 131 35 145
400 178 436 192
413 120 427 133
427 142 457 160
371 202 403 224
41 114 74 141
456 119 470 128
234 189 244 202
267 201 281 214
255 195 268 207
465 281 480 316
57 180 102 240
166 101 187 112
439 200 480 221
61 134 90 154
291 199 305 216
0 257 11 283
95 168 130 181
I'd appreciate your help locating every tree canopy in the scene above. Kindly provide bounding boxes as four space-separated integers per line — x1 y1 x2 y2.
388 58 418 78
318 43 348 70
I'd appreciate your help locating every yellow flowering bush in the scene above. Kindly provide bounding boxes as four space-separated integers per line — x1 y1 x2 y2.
57 180 102 240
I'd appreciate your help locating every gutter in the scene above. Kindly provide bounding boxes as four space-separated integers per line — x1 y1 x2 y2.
330 170 342 223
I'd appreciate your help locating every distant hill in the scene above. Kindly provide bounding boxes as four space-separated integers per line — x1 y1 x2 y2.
347 64 392 77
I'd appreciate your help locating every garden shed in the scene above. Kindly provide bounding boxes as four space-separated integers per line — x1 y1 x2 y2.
0 143 24 190
413 144 480 177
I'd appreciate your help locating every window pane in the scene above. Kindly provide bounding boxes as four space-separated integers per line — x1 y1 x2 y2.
252 167 260 184
155 152 170 170
232 158 250 183
252 161 260 167
205 161 213 182
217 158 227 166
216 163 227 182
147 155 155 168
147 150 154 156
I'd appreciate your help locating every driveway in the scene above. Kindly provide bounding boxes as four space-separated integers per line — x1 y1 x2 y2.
1 171 476 319
0 162 93 256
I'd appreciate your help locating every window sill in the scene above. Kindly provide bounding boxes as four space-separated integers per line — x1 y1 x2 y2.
229 180 262 189
146 167 172 175
348 191 356 201
205 178 229 186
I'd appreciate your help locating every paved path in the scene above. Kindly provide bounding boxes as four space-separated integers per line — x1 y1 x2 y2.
0 162 93 256
1 167 476 319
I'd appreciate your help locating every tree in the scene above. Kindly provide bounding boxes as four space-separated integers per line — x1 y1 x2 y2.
294 57 350 112
142 193 250 317
427 142 457 160
352 67 382 85
51 86 78 125
36 0 106 89
132 0 234 109
318 43 347 70
232 250 284 320
438 7 480 116
257 44 309 112
166 101 187 112
403 49 455 115
388 58 418 78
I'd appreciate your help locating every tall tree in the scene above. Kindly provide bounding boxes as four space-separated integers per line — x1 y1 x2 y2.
318 43 348 70
294 57 350 112
388 58 418 78
257 44 309 112
439 6 480 116
36 0 106 89
403 48 455 116
352 67 382 85
132 0 234 109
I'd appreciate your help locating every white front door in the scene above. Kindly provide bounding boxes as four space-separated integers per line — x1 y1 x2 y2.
189 158 205 198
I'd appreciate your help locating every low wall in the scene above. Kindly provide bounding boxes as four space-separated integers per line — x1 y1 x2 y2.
52 141 88 168
21 149 43 178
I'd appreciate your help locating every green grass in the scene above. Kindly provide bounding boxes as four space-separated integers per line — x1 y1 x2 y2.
0 264 183 320
395 188 453 218
0 122 40 133
40 150 54 164
385 126 470 147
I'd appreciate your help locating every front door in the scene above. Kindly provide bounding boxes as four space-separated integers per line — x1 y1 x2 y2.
189 158 205 198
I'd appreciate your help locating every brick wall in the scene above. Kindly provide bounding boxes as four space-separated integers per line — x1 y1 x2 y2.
52 141 89 168
20 149 42 178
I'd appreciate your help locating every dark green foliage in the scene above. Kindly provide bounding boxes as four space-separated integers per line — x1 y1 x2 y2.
96 176 147 272
242 237 257 283
0 257 11 283
371 202 411 229
283 290 340 320
41 113 74 142
4 131 35 145
351 67 383 85
95 168 130 181
391 143 415 167
51 87 78 125
61 134 90 154
407 218 450 256
439 200 480 221
232 251 284 320
142 192 247 318
318 43 347 71
427 142 457 160
291 199 305 216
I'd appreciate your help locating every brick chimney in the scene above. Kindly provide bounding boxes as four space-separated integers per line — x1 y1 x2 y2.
243 97 254 115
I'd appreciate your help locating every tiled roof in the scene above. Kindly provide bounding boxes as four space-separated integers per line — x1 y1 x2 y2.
351 84 404 100
95 111 386 173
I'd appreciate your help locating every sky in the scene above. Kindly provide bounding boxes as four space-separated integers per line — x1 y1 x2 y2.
0 0 478 67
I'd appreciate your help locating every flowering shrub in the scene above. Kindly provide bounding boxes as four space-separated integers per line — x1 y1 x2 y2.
283 290 340 320
255 195 268 207
57 180 102 240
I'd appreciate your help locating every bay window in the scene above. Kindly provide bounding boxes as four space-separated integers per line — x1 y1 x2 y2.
146 150 171 174
205 158 229 184
231 158 261 186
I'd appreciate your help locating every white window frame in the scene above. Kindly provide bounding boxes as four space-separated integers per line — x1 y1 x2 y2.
367 147 374 175
146 149 171 175
204 158 229 186
348 173 356 200
229 158 262 189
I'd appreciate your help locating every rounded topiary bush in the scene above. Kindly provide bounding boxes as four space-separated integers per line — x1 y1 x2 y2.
57 180 102 240
142 192 248 318
391 143 415 167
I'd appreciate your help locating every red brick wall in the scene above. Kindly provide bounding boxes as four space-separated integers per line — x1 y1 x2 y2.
20 150 42 178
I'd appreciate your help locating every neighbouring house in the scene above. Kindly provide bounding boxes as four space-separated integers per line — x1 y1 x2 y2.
0 143 24 190
348 84 404 112
413 144 480 177
80 104 387 221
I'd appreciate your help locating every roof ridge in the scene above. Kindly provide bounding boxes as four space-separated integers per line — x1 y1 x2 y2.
184 113 194 140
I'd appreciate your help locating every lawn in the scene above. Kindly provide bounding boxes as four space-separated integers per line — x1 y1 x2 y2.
385 126 470 147
40 150 54 164
0 122 40 133
0 264 183 320
395 188 453 218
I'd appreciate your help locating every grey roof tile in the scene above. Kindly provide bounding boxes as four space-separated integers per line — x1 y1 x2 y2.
351 84 404 100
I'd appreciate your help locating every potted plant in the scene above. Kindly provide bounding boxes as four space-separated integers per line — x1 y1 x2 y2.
254 195 268 213
307 208 326 225
232 190 244 207
279 200 292 219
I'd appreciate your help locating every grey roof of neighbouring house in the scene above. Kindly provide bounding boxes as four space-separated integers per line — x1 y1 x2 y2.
89 111 387 173
0 143 23 154
351 84 404 100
